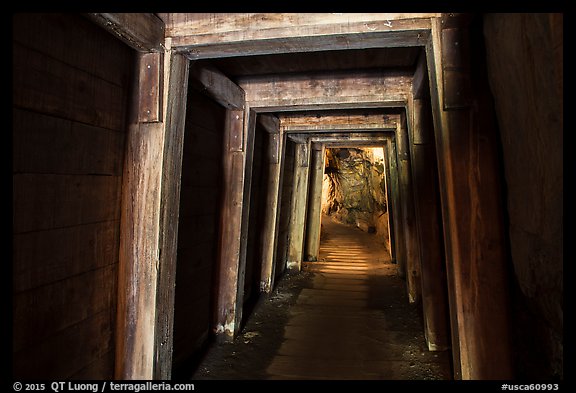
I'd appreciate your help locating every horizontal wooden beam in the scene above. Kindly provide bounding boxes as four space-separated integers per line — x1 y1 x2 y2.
253 102 407 113
280 113 400 132
86 13 165 52
158 13 435 58
324 141 390 148
241 70 412 111
257 114 280 133
288 132 391 145
188 63 245 110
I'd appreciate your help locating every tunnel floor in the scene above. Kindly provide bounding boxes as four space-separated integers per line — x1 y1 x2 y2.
190 214 452 380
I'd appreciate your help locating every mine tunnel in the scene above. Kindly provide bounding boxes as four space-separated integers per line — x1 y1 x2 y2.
12 13 563 381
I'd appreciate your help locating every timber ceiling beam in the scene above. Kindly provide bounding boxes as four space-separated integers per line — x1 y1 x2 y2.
287 132 391 144
240 70 412 112
257 114 280 133
158 13 436 58
188 63 245 110
86 13 165 52
280 113 400 133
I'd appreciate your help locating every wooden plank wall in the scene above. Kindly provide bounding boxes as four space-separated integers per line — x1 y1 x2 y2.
274 138 296 280
171 88 225 370
12 13 134 379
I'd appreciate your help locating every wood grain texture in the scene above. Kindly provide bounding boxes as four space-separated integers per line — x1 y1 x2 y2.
12 14 132 380
286 142 310 270
214 109 247 341
409 96 450 350
257 114 280 134
13 13 133 87
86 13 165 52
13 43 128 131
280 113 399 132
13 109 125 176
13 265 117 353
160 13 434 58
116 52 190 380
13 174 122 235
189 63 246 110
396 118 422 304
426 16 513 379
240 71 411 111
13 221 119 293
161 13 436 37
259 132 284 293
386 140 405 276
13 309 116 379
153 53 189 379
138 52 163 123
304 147 325 261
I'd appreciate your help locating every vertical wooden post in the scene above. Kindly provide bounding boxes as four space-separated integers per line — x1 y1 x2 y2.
153 52 190 379
116 50 189 380
380 146 393 258
386 139 404 272
426 15 513 379
286 141 311 271
304 144 325 262
259 128 283 293
214 108 256 342
382 143 396 262
408 92 450 351
396 115 422 304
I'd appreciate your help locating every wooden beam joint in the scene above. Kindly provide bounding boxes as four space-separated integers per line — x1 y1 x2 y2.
138 52 164 123
86 13 165 52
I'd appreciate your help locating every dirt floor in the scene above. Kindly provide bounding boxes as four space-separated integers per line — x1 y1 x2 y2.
190 215 452 380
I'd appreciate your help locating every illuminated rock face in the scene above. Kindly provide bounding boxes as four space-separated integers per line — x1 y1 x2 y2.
322 148 389 248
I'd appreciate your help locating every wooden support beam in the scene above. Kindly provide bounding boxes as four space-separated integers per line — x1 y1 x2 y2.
426 15 513 379
214 107 255 341
153 53 189 379
215 109 245 340
304 145 325 262
257 114 280 134
189 63 245 110
116 51 189 380
386 139 405 273
138 52 163 123
396 114 422 304
320 141 390 147
240 71 412 111
280 113 399 132
286 142 311 270
158 13 435 58
409 94 450 351
305 134 391 144
382 143 396 262
412 49 428 100
259 130 283 293
86 13 165 52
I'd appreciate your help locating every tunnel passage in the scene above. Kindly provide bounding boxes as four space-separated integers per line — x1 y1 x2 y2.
12 13 562 381
192 213 452 380
188 141 452 380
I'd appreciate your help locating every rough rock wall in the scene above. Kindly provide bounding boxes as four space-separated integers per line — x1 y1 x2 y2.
322 148 390 250
484 13 563 379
